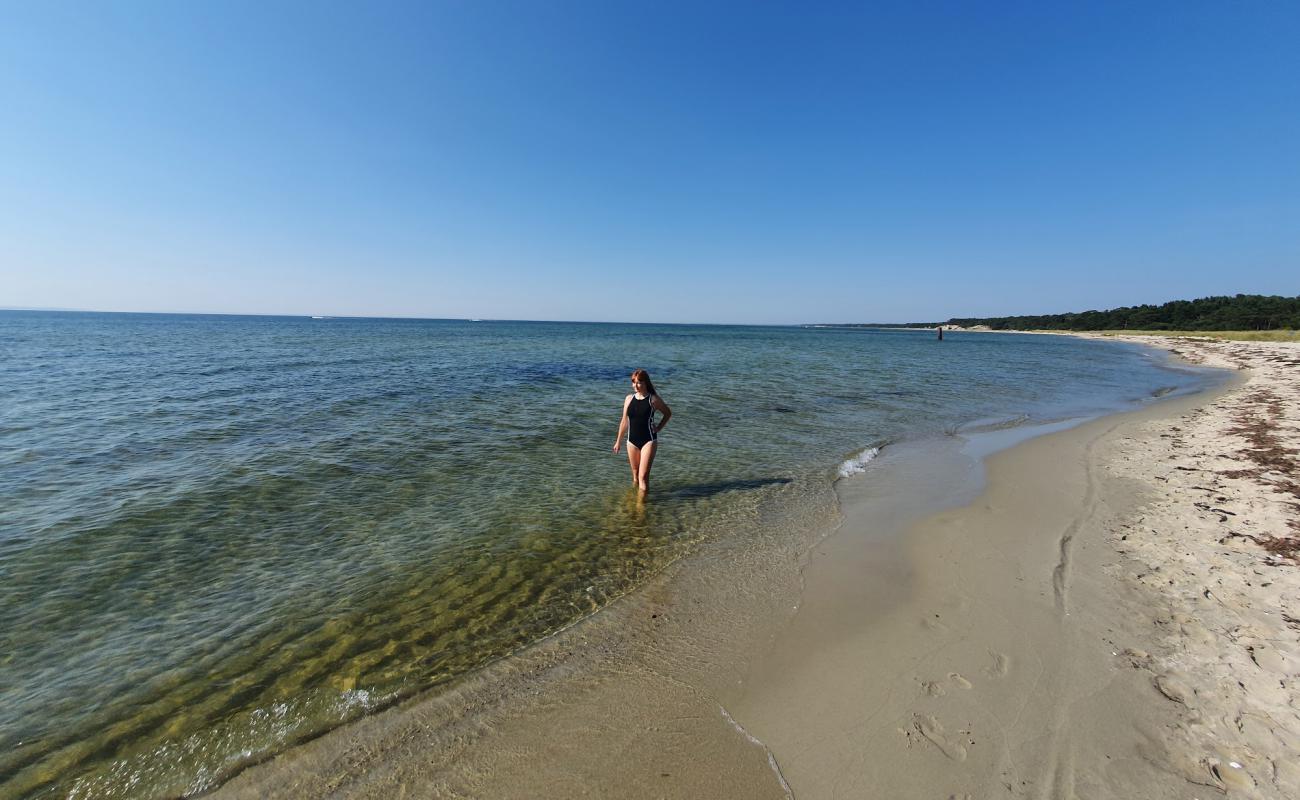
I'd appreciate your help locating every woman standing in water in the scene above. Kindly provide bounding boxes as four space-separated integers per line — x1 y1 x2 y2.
613 368 672 497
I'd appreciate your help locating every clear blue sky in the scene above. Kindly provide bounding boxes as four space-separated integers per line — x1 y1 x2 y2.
2 1 1296 324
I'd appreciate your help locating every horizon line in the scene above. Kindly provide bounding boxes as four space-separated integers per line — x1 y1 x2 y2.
2 306 882 328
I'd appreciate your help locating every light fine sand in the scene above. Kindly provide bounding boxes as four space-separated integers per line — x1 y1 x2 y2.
733 336 1299 799
1094 337 1300 796
217 336 1298 799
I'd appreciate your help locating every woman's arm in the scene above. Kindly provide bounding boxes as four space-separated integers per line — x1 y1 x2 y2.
613 394 632 452
651 394 672 433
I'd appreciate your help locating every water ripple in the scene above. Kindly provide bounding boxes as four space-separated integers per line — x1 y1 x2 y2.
0 311 1215 798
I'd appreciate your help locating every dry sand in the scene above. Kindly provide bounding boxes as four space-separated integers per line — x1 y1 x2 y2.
733 336 1300 798
1087 337 1300 796
215 336 1299 799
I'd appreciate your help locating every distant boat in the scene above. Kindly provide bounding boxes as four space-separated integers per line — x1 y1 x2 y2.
311 315 330 319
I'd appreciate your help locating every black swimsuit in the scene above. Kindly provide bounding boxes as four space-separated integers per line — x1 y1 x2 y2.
626 394 657 448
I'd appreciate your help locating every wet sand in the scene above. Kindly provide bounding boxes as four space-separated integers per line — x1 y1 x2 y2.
215 336 1299 799
213 470 835 798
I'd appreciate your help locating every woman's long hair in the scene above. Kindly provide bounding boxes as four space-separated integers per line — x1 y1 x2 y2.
631 368 658 397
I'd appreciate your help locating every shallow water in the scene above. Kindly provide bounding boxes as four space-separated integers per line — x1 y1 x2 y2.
0 313 1218 798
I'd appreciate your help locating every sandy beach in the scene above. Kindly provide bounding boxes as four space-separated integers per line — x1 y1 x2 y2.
732 335 1299 799
8 5 1296 797
215 335 1299 799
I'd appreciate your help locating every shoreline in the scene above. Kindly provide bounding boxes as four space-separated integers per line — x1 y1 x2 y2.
727 334 1297 798
213 335 1298 799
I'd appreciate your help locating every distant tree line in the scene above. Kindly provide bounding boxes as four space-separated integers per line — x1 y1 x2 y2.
946 294 1300 331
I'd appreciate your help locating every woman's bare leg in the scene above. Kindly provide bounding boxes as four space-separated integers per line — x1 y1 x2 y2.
636 441 657 497
626 442 642 486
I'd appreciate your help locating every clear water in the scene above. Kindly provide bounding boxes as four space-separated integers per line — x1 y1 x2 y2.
0 312 1217 798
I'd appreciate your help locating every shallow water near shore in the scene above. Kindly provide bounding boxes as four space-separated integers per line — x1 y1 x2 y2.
0 312 1220 798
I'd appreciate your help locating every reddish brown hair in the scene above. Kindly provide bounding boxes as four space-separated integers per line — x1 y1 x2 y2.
630 368 658 396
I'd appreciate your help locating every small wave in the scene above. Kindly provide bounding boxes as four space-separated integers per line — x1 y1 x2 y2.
837 446 880 478
720 704 793 799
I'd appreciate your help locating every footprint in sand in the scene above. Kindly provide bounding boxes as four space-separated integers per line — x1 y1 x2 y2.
1154 672 1193 705
922 614 950 633
920 673 972 697
914 714 968 762
985 651 1010 678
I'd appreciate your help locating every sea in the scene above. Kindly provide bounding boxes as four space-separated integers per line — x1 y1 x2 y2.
0 311 1222 799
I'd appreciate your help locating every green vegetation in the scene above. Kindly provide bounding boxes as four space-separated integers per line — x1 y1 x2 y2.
947 294 1299 332
1098 329 1299 342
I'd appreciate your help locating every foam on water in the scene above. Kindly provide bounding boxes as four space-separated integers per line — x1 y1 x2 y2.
837 446 881 477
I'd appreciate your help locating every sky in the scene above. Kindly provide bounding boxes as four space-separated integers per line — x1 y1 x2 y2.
1 1 1297 325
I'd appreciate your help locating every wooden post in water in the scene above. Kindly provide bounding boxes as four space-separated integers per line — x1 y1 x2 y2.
937 324 944 341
